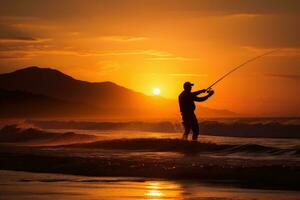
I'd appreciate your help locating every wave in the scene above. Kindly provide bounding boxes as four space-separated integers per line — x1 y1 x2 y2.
28 119 300 138
63 138 300 156
1 124 299 156
200 120 300 138
0 124 97 145
27 120 178 132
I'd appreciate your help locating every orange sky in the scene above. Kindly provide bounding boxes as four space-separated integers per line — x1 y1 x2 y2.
0 0 299 116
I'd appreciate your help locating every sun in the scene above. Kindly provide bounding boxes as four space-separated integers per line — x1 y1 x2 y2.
152 88 161 96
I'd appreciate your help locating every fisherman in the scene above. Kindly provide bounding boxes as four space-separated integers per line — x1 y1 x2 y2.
178 82 214 141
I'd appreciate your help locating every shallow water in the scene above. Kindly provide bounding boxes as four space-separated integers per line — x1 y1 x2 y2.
1 170 300 200
39 128 300 162
44 128 300 149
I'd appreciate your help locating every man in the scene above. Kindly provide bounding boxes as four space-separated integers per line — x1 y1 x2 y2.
178 82 214 141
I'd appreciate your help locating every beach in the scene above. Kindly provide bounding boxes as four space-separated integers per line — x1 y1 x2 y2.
1 170 300 200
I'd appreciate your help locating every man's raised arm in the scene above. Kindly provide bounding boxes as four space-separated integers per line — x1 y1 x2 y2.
193 90 214 102
192 89 207 96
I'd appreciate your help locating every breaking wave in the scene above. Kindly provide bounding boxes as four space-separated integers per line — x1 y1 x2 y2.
1 124 299 156
28 119 300 138
64 138 300 157
0 124 97 145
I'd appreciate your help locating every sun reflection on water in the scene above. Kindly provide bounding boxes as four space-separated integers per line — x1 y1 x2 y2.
145 181 181 199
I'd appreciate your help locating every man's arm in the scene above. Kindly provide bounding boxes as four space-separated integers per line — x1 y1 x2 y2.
192 89 207 96
193 90 214 102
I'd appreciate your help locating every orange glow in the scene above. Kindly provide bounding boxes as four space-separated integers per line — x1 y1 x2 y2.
0 1 299 116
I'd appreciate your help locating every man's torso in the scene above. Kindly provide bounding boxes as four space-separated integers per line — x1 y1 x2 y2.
178 91 195 114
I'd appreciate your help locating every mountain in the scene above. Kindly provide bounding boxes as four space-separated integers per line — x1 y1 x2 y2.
0 66 140 106
0 66 236 118
0 89 97 117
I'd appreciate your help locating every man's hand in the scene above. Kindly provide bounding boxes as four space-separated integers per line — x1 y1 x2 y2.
193 89 214 102
192 89 208 96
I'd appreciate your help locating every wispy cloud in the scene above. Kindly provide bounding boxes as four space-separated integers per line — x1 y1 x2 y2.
0 15 54 29
264 73 300 80
222 13 262 19
0 49 100 59
99 49 195 61
0 51 31 59
0 41 194 62
211 13 265 20
100 36 148 42
168 73 207 77
0 37 50 44
99 49 172 57
146 57 196 61
0 16 38 22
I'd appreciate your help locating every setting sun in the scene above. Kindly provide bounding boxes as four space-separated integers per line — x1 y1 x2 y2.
152 88 161 96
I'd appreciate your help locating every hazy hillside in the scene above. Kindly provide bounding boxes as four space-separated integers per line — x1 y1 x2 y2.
0 67 236 118
0 89 98 117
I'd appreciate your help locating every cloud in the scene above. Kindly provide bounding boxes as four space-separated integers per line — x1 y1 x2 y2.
0 48 169 59
98 49 172 57
222 13 262 19
0 15 56 32
100 36 148 42
265 73 300 80
0 51 32 59
98 49 195 61
0 44 196 62
0 16 38 22
146 57 195 61
0 24 38 41
0 38 50 44
168 73 207 77
0 48 101 59
0 18 50 47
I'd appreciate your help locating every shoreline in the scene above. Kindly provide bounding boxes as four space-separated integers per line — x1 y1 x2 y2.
1 150 299 191
2 170 300 200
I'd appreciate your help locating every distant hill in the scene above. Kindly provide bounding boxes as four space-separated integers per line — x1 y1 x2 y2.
0 89 97 117
0 66 237 118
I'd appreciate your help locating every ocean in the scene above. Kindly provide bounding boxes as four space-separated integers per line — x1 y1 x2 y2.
0 118 299 199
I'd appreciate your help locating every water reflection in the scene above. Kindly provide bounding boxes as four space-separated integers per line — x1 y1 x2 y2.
145 181 182 199
2 170 300 200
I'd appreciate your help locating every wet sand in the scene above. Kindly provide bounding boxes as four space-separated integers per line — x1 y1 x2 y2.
1 170 300 200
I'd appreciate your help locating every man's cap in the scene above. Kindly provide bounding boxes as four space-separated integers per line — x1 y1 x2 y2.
183 81 194 88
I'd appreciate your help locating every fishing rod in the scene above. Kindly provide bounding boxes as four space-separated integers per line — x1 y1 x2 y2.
206 49 280 92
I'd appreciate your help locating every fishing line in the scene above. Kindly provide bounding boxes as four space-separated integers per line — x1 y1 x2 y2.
206 49 280 91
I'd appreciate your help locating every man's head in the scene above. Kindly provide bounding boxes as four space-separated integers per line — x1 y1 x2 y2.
183 81 194 92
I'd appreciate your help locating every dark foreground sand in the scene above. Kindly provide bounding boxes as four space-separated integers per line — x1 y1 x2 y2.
1 170 300 200
1 143 300 191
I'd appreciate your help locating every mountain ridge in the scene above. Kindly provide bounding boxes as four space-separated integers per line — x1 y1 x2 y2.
0 66 237 118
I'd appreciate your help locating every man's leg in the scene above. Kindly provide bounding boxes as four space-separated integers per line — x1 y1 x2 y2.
192 125 199 140
182 121 191 140
191 114 200 141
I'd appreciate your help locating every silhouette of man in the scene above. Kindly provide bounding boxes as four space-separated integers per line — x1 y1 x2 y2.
178 82 214 141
